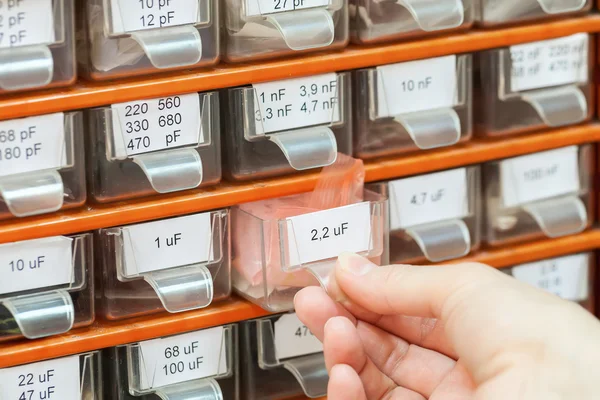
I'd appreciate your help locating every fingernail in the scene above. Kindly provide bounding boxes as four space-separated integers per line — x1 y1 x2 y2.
337 252 375 276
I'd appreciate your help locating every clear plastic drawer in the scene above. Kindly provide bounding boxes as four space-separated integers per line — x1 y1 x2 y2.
232 190 388 312
483 145 592 246
78 0 219 80
0 112 86 220
369 166 480 264
86 92 221 203
0 0 76 93
223 72 352 181
475 0 592 27
354 54 472 159
240 313 327 399
0 233 94 341
475 33 592 137
103 325 238 399
0 352 103 399
351 0 473 44
98 210 231 320
222 0 348 62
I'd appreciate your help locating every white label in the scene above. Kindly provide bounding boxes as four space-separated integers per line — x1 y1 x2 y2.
274 313 323 360
286 202 371 266
245 0 329 16
500 146 580 208
376 55 457 117
0 0 55 48
0 236 73 295
253 73 340 134
0 355 80 400
0 113 67 177
510 34 588 92
389 168 468 230
122 213 213 276
111 94 202 158
138 326 227 389
110 0 200 34
512 254 589 301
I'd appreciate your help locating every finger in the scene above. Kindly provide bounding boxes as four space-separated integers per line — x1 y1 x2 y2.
327 364 367 400
294 286 356 341
323 316 396 399
296 285 457 358
386 387 427 400
355 321 456 398
429 361 476 400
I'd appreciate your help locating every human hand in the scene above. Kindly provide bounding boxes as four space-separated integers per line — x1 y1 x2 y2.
294 253 600 400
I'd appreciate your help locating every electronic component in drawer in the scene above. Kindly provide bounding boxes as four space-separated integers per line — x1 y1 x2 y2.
0 233 94 341
97 210 231 320
223 72 352 181
350 0 473 44
86 92 221 203
353 54 472 159
232 179 388 311
0 112 86 220
78 0 219 80
507 253 593 311
483 145 592 247
369 166 481 264
0 0 76 93
0 352 102 399
240 313 327 399
475 33 592 137
475 0 591 27
103 325 238 399
222 0 348 63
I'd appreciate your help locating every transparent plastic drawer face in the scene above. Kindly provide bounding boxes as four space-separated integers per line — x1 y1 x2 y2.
231 190 388 312
0 0 76 93
354 55 472 160
104 325 238 400
369 166 480 264
79 0 218 80
0 112 86 220
507 253 593 311
87 92 221 203
484 145 592 247
350 0 473 44
222 0 348 62
223 72 352 181
475 33 592 137
0 233 94 341
475 0 591 26
99 210 231 320
0 352 103 400
240 313 327 399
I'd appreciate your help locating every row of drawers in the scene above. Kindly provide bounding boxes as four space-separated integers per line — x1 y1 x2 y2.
0 33 593 219
0 251 593 399
0 0 594 93
0 143 593 340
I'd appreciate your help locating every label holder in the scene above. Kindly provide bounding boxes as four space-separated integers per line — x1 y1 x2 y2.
108 210 226 313
277 194 386 288
0 113 75 217
241 75 344 171
104 0 209 69
395 0 464 32
369 56 466 150
257 317 328 398
243 0 341 51
105 93 211 193
124 325 234 399
535 0 586 14
523 195 587 238
498 46 588 127
0 235 85 339
0 0 65 90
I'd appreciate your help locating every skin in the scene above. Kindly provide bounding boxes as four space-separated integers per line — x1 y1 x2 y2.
294 252 600 400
